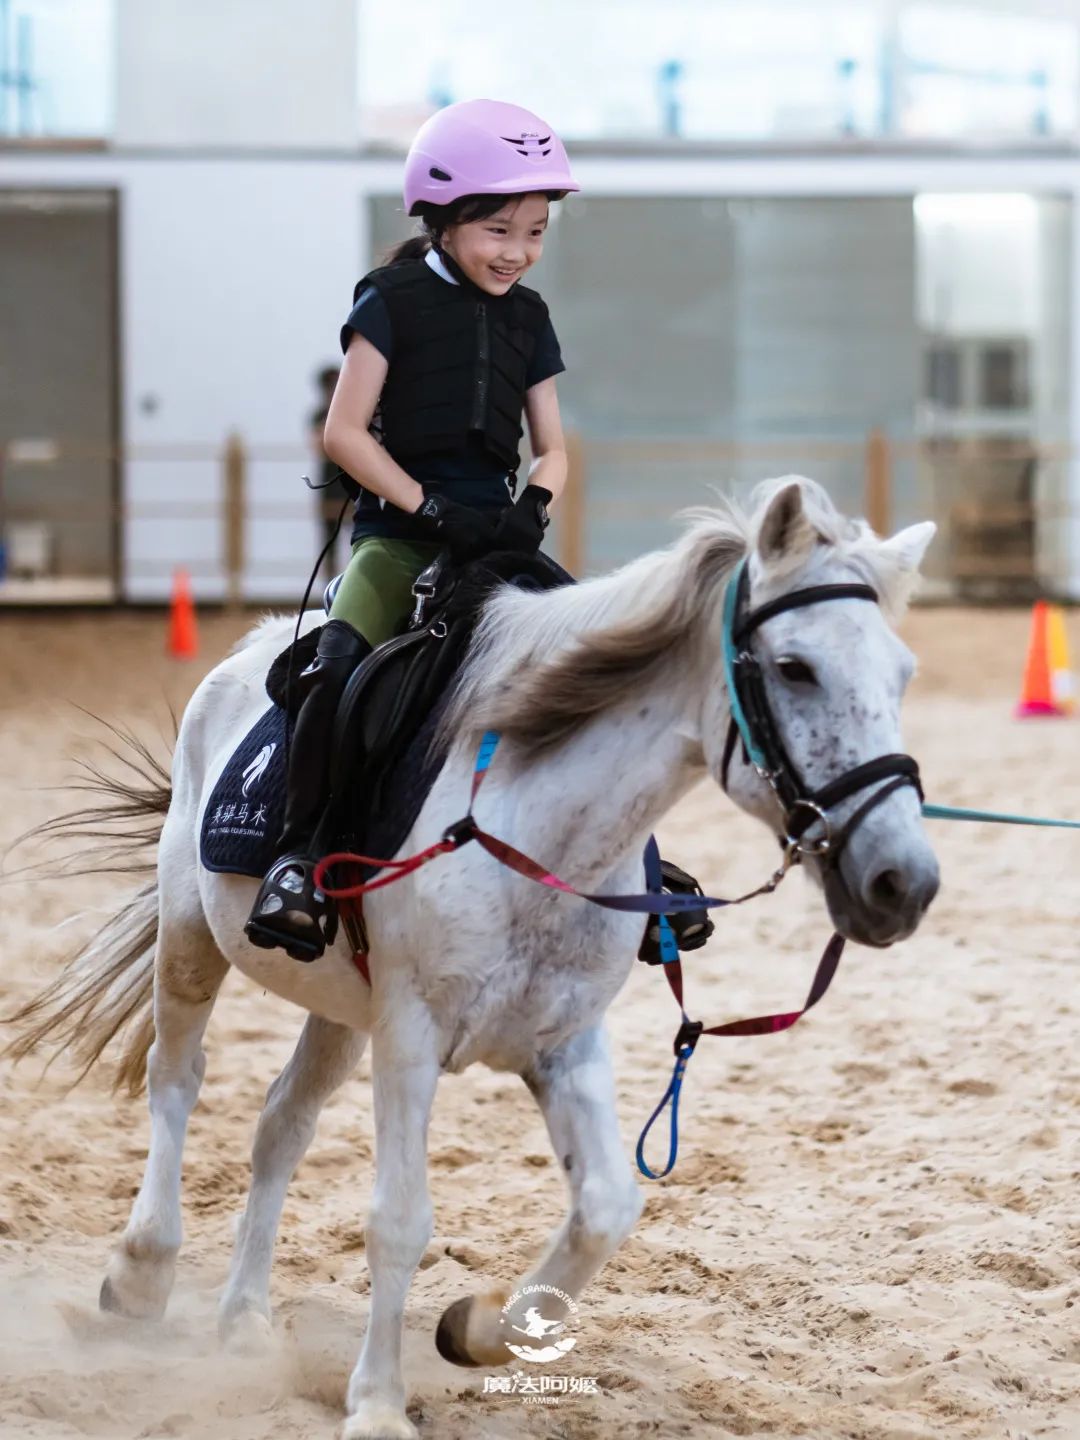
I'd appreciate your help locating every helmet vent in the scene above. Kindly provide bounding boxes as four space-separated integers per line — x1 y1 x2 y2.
429 166 452 182
501 133 552 161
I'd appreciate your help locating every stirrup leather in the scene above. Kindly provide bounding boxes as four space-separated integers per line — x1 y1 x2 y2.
244 855 339 962
638 860 715 965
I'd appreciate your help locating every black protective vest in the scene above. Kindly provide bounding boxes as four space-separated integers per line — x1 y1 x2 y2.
356 257 549 473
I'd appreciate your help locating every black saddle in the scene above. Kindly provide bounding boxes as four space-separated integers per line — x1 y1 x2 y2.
269 549 573 871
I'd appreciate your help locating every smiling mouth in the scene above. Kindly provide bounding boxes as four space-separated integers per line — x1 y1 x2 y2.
489 266 520 281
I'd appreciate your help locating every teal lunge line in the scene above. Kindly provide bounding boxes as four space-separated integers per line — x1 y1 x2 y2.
923 802 1080 831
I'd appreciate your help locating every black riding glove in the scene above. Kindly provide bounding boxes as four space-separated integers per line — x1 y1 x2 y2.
491 484 553 556
411 492 500 563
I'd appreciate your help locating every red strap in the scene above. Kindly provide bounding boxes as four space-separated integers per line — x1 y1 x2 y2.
314 838 458 898
660 931 846 1040
311 726 841 1035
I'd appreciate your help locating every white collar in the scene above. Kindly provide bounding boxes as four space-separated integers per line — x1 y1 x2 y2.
425 248 458 286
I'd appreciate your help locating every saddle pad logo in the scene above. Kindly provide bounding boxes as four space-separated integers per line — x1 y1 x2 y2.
241 742 277 797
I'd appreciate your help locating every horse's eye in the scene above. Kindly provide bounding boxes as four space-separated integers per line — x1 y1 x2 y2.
777 656 817 686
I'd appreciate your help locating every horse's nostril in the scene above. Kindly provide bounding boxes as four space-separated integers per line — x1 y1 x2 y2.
868 868 905 910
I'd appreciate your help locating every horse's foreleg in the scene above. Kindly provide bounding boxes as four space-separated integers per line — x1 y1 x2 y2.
101 900 228 1320
219 1013 367 1348
435 1024 642 1366
343 1004 439 1440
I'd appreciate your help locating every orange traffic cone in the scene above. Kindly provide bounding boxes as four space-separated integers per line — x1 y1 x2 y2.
1016 600 1063 717
1047 604 1075 713
167 567 199 659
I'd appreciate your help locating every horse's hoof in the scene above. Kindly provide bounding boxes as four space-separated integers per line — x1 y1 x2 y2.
341 1399 418 1440
434 1291 511 1368
220 1306 275 1355
435 1297 482 1367
98 1277 123 1315
100 1273 167 1321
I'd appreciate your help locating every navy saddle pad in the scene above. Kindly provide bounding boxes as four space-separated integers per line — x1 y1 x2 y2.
199 696 448 881
201 705 291 878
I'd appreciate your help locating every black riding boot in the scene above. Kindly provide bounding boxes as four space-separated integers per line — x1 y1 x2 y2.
244 619 372 961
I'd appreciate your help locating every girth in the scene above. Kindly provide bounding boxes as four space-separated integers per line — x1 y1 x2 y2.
720 560 923 867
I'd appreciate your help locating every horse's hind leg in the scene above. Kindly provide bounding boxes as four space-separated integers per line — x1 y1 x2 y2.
100 883 228 1320
219 1013 367 1348
435 1023 642 1366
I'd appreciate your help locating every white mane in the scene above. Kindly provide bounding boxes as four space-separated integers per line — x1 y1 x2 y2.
443 477 917 756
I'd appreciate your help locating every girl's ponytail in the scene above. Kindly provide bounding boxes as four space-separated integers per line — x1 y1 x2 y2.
383 234 432 264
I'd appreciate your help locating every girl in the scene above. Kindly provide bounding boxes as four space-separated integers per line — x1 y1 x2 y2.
245 98 579 960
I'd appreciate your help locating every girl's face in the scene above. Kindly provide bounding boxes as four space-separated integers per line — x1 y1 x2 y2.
440 194 550 296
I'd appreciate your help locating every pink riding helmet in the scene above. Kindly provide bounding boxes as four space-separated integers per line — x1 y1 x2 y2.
403 98 580 216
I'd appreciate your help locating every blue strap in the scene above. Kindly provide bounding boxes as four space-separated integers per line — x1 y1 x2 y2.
635 1041 695 1180
923 802 1080 831
643 834 679 963
475 728 501 778
722 559 767 772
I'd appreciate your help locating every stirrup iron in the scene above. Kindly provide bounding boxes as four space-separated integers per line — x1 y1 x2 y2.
244 855 339 962
638 860 715 965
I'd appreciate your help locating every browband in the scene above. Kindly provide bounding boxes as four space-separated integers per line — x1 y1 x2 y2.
733 582 879 644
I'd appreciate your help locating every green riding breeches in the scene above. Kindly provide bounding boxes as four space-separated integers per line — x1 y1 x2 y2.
328 537 442 647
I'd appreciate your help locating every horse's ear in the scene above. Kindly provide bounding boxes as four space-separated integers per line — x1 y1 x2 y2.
757 481 818 564
879 521 936 575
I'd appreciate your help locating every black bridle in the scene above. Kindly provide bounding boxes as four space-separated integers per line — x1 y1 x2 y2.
720 558 923 869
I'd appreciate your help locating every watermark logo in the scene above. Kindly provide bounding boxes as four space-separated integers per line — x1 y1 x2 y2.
502 1284 576 1364
483 1371 600 1404
480 1285 599 1406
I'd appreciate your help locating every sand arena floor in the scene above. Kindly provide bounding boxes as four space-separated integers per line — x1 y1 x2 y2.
0 606 1078 1440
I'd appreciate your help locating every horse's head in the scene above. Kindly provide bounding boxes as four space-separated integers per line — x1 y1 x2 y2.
704 478 939 947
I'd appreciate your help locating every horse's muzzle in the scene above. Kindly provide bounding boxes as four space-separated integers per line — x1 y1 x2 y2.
823 849 940 948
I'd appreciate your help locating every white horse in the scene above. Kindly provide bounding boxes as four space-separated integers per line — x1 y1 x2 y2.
8 478 939 1440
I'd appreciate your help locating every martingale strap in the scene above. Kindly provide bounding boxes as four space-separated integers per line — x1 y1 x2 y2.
314 729 850 1182
636 933 846 1180
315 731 790 920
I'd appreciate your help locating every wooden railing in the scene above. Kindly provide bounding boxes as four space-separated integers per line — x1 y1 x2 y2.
0 430 1076 603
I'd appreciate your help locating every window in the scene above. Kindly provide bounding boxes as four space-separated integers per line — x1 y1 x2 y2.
899 6 1078 138
926 344 962 410
357 1 1080 144
0 0 115 139
979 342 1029 410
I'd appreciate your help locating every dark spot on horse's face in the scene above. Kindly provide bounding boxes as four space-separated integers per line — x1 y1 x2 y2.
563 1153 573 1172
638 706 651 719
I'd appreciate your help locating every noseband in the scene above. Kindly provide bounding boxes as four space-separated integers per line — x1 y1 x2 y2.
720 558 923 868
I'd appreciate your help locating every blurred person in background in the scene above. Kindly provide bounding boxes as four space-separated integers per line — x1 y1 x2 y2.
310 363 352 580
246 98 578 959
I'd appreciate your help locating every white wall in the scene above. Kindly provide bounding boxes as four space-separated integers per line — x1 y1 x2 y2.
120 158 365 598
115 0 357 149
